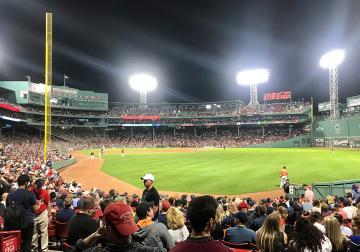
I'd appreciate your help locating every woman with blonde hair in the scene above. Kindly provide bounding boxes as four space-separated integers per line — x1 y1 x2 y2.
166 207 189 243
256 212 287 252
278 207 287 230
324 217 347 252
211 204 226 240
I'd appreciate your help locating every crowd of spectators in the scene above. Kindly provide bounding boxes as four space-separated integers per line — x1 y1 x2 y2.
1 98 311 119
63 125 308 148
0 134 360 252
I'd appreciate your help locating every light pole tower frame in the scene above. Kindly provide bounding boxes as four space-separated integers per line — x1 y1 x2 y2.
328 67 339 120
249 84 259 106
139 90 147 105
319 49 345 121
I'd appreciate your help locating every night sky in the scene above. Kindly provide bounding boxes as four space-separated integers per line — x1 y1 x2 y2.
1 0 360 104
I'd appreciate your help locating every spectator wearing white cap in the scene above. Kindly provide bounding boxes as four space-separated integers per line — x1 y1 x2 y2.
141 174 160 207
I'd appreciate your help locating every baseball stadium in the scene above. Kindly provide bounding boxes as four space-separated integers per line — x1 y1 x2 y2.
1 2 360 252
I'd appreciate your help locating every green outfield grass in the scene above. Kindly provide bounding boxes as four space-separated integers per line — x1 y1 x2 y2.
83 148 360 195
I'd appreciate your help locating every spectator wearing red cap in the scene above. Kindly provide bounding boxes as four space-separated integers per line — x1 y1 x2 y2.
238 201 254 229
72 202 162 252
158 200 171 227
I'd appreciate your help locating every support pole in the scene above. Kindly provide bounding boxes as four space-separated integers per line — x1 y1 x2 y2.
44 13 53 162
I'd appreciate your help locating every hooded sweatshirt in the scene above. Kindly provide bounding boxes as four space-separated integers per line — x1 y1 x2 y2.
133 222 174 251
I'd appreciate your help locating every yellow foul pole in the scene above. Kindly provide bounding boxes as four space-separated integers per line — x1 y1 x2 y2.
44 13 52 162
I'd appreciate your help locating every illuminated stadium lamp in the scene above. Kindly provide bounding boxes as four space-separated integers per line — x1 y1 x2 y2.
206 104 212 110
129 73 158 106
319 49 345 69
319 49 345 120
236 68 269 106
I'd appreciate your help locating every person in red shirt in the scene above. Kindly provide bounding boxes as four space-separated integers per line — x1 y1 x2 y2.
46 168 53 177
31 179 51 252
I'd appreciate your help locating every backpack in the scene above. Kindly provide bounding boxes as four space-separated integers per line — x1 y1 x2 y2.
5 190 27 230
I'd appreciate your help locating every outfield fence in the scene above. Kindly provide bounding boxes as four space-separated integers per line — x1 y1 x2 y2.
289 179 360 199
52 159 76 171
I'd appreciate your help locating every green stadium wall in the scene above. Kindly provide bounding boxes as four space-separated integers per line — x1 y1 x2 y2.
52 159 76 171
313 116 360 147
288 179 360 199
313 117 360 137
0 81 29 104
248 135 311 148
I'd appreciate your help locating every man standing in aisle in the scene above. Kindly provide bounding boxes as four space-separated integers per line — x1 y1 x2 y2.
141 173 160 206
31 179 51 252
279 166 288 188
7 174 40 252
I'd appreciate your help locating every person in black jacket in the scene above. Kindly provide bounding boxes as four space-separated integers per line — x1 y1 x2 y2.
140 174 160 207
252 205 267 231
283 179 290 195
67 197 99 245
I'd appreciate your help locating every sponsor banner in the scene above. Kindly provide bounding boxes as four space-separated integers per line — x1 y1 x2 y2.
318 101 331 112
122 124 153 127
180 124 194 127
121 115 160 121
263 91 291 101
349 138 360 148
333 138 349 147
0 103 20 113
347 95 360 107
2 235 19 252
315 138 325 147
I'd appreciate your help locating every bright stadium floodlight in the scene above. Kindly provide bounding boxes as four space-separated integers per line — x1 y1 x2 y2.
129 73 158 106
236 68 270 106
319 49 345 120
319 49 345 69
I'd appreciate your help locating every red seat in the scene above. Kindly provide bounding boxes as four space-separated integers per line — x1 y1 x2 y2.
48 223 56 240
54 221 69 246
62 241 73 252
0 230 21 252
220 240 257 250
232 249 256 252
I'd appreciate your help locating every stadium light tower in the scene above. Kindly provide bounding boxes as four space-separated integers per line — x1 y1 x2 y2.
319 49 345 120
236 68 270 106
129 73 158 107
